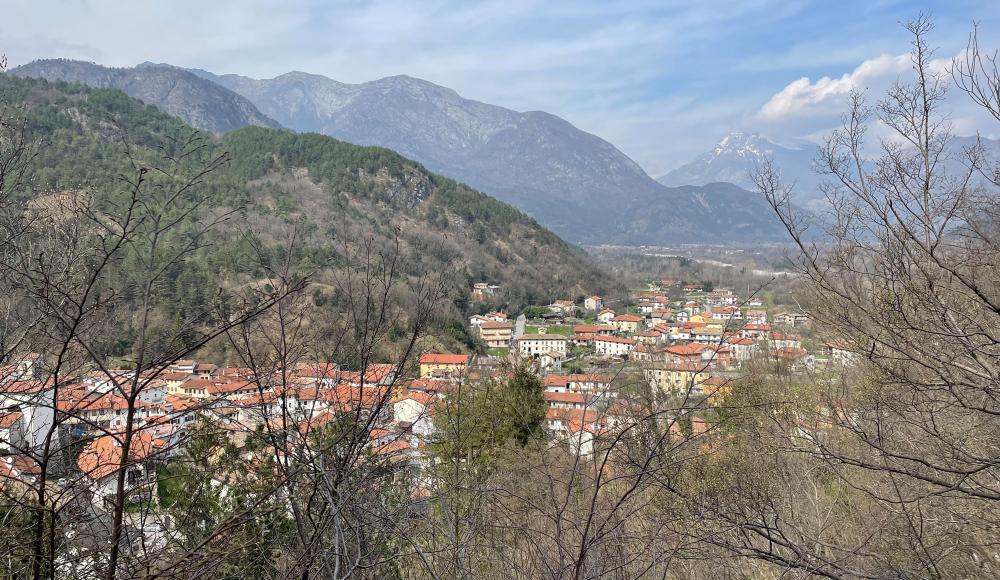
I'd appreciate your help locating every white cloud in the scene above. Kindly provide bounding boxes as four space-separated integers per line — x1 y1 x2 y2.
3 1 999 176
749 48 1000 152
755 53 910 121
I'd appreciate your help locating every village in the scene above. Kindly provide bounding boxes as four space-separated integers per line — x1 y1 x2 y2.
0 277 856 528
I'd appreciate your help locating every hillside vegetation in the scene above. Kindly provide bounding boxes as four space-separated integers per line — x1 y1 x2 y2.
0 73 609 356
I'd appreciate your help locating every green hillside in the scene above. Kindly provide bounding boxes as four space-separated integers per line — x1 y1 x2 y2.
0 73 610 356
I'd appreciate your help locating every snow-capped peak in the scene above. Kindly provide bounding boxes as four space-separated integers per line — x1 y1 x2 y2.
713 132 770 158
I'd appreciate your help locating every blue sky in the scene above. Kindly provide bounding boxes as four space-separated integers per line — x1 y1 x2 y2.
4 0 1000 175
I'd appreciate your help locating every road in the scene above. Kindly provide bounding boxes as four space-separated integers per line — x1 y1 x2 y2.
514 314 526 339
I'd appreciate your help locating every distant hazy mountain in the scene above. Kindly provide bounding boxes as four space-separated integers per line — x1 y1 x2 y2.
188 68 787 244
659 132 823 204
661 132 1000 210
9 59 281 134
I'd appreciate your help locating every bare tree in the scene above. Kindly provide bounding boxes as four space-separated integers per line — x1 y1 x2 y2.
723 14 1000 577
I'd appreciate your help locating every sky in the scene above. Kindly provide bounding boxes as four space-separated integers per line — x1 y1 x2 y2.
4 0 1000 176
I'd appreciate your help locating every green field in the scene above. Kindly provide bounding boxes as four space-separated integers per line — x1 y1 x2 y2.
524 324 572 336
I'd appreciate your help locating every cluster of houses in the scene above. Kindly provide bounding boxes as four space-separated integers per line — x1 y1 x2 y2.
0 346 620 512
468 279 857 406
0 279 857 529
0 354 442 510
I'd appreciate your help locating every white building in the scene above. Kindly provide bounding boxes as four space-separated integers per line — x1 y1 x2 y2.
515 334 569 358
594 335 637 357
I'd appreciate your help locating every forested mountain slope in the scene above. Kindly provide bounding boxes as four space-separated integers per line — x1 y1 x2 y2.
189 67 789 244
0 73 609 354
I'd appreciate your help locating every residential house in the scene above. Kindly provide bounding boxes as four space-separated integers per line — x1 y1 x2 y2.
691 327 724 344
740 323 772 340
633 330 664 345
584 296 603 311
169 359 197 374
193 363 217 378
705 291 739 307
485 311 508 322
597 309 616 324
642 363 710 395
77 431 162 508
650 309 675 323
0 379 56 452
710 306 743 322
567 374 614 393
545 408 606 457
471 282 501 300
160 371 193 395
544 374 614 395
771 332 802 350
478 321 513 348
539 351 565 370
515 334 569 358
543 391 599 411
823 340 858 365
610 314 643 334
724 337 757 365
573 324 616 336
394 392 436 438
594 335 637 357
0 411 22 452
774 347 815 371
176 377 214 399
419 354 469 378
775 312 810 327
631 343 667 362
665 343 722 366
549 300 576 315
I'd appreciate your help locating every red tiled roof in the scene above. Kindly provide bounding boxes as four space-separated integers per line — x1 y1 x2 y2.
568 374 613 383
419 354 469 365
573 324 615 333
611 314 643 322
667 343 711 355
77 431 162 481
0 412 22 430
544 391 594 404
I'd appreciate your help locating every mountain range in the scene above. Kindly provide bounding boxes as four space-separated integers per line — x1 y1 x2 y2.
0 72 610 354
10 59 281 134
10 59 788 245
659 131 1000 211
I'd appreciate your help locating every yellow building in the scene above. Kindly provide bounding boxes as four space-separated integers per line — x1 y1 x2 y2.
642 363 710 394
419 353 469 378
